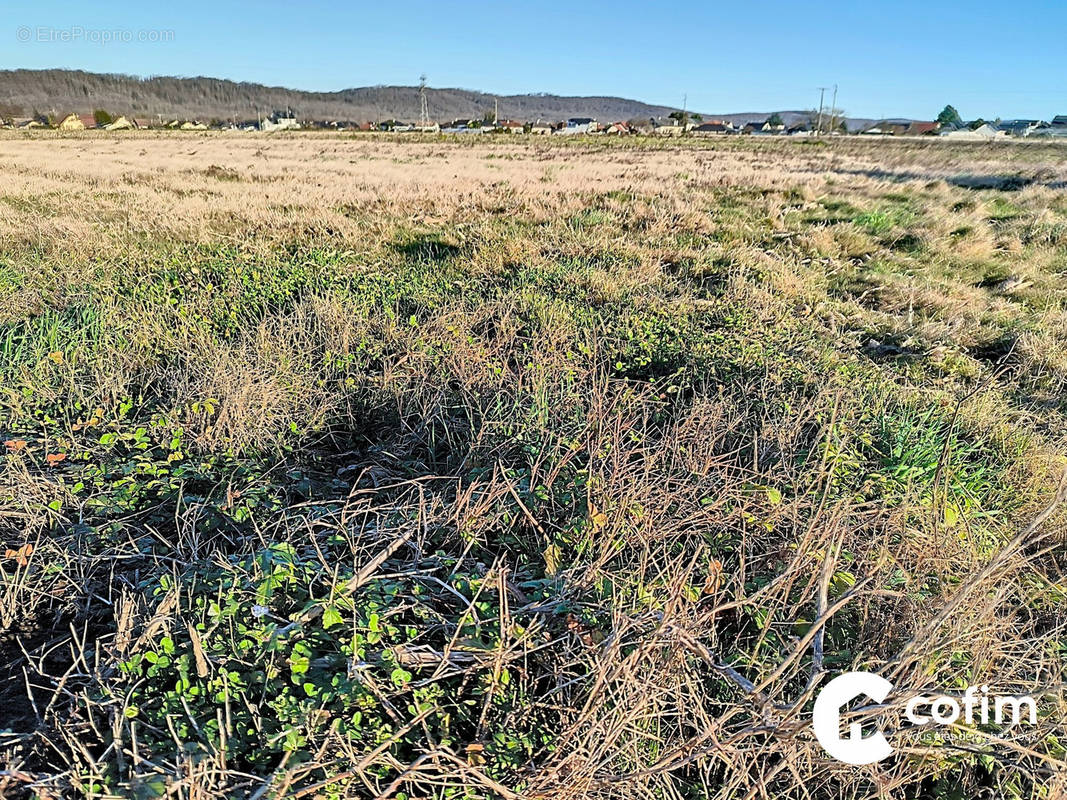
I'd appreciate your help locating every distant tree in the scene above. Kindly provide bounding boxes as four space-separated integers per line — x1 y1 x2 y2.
0 102 21 124
691 113 702 122
936 105 962 127
767 112 784 128
668 109 692 134
803 107 846 134
827 107 847 132
969 118 987 130
93 109 113 126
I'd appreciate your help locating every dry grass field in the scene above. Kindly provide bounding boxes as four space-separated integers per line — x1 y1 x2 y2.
1 131 1067 799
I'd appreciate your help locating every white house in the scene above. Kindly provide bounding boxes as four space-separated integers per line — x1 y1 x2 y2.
556 117 596 135
260 113 301 132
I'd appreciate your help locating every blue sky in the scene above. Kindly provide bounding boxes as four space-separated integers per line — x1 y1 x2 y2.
4 0 1066 119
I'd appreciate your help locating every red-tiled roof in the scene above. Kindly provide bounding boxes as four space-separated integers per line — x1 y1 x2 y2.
906 121 938 135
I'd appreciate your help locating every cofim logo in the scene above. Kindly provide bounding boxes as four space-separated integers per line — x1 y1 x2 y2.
813 671 1038 765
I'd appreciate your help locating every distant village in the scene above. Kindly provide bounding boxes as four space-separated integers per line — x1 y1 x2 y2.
8 108 1067 140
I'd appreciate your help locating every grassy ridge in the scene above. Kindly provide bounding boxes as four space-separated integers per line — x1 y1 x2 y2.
1 134 1066 799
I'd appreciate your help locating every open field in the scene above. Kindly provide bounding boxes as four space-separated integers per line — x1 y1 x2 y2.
1 131 1067 799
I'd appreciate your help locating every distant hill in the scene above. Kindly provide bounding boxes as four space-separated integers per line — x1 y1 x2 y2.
706 111 878 133
0 69 886 130
0 69 691 124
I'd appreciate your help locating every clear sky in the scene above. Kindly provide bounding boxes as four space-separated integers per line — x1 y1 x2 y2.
4 0 1066 120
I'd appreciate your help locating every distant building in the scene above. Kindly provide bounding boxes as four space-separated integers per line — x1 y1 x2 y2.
494 119 525 133
105 116 136 131
557 117 596 134
996 119 1046 137
742 120 778 134
940 123 1006 141
56 113 85 130
904 121 938 136
260 111 300 132
1030 120 1067 138
862 120 907 136
651 117 684 135
442 121 486 133
530 121 556 135
692 121 732 135
859 120 936 136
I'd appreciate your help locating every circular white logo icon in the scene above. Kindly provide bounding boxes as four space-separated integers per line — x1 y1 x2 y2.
813 671 894 765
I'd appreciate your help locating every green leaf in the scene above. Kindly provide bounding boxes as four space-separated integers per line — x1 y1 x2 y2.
290 654 310 675
322 606 343 629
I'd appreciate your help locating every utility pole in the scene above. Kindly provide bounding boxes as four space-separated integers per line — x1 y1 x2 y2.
816 87 827 136
829 84 838 134
682 92 688 134
494 97 499 125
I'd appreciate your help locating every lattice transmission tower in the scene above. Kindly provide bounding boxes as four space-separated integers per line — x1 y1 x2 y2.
419 74 430 127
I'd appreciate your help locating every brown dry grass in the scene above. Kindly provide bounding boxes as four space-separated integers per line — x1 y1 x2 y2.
1 131 1066 800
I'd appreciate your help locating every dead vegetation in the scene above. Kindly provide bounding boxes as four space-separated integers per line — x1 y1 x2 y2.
1 132 1066 799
